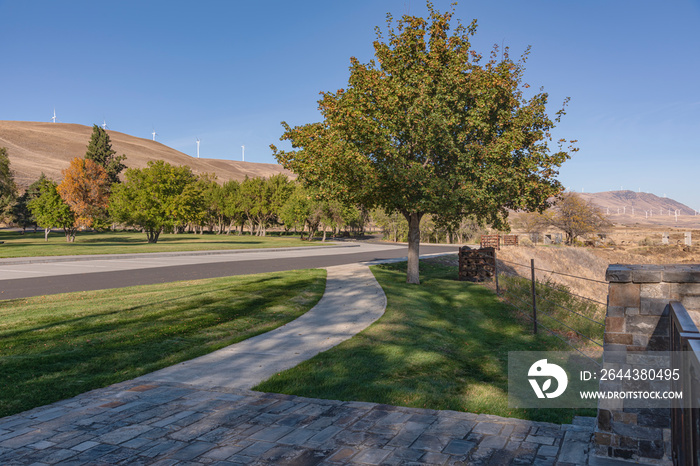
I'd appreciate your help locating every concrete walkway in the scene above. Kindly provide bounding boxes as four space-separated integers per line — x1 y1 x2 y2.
135 263 386 390
0 260 606 465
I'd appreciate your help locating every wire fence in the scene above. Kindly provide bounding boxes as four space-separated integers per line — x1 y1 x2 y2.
463 249 607 367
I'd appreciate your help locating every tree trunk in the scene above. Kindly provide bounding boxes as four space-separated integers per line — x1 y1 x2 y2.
44 227 50 242
405 212 423 284
146 229 161 243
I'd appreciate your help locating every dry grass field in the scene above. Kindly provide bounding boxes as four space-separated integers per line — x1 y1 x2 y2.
491 224 700 304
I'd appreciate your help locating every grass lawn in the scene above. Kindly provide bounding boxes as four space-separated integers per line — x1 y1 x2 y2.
0 230 324 258
0 269 326 418
255 259 595 424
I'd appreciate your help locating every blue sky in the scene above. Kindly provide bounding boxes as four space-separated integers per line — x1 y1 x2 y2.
2 0 699 210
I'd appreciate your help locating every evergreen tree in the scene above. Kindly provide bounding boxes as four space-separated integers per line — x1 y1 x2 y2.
85 125 126 185
0 147 17 223
14 173 48 232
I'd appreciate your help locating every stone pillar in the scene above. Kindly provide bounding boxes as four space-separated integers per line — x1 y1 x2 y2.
595 264 700 463
684 232 691 247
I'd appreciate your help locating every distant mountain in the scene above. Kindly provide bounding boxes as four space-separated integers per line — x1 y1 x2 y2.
578 190 698 226
579 190 695 215
0 121 292 188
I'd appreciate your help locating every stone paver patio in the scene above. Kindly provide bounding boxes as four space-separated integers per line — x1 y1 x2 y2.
0 379 595 465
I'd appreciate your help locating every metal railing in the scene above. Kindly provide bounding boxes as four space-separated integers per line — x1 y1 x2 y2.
669 301 700 466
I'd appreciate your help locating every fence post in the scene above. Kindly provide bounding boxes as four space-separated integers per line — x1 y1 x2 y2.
530 259 537 334
494 250 500 295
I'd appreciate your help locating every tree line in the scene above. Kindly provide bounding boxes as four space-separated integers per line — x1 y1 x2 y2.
0 126 376 243
0 125 491 245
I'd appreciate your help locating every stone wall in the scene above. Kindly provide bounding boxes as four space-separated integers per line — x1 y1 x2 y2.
596 264 700 463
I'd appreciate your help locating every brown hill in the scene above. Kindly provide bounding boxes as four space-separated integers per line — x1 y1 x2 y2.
579 190 698 227
0 120 292 188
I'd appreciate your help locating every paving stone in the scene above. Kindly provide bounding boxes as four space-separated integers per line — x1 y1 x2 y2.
304 425 343 446
140 439 187 458
97 424 153 445
278 427 318 445
352 447 392 465
0 427 38 444
27 440 55 450
169 418 221 441
237 440 276 457
121 436 154 450
443 438 477 455
170 440 216 461
0 430 51 449
472 422 503 436
420 450 451 464
509 425 532 442
326 446 357 463
248 425 295 442
201 444 247 461
487 449 516 465
387 421 429 447
386 447 424 461
98 447 140 464
29 407 70 422
260 444 307 463
305 415 335 430
557 440 590 464
408 413 439 425
537 444 560 457
500 424 515 437
71 443 119 462
411 433 448 452
71 440 101 452
525 435 556 446
479 435 508 449
468 446 494 464
275 413 309 427
30 447 78 463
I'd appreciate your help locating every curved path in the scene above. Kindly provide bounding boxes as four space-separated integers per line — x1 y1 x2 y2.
0 251 600 465
136 263 387 390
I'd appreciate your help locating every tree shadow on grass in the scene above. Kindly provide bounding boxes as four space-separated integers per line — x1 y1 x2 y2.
0 271 327 417
255 261 590 424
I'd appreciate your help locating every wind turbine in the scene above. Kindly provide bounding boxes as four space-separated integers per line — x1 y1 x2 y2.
151 128 157 141
51 109 57 123
101 119 108 130
196 138 200 158
241 145 245 162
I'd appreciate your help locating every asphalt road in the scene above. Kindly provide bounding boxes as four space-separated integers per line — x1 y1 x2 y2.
0 243 458 300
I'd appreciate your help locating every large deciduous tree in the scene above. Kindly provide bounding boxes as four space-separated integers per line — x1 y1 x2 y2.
85 125 126 186
57 158 110 229
27 178 76 241
545 192 611 245
273 4 575 283
109 161 204 243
